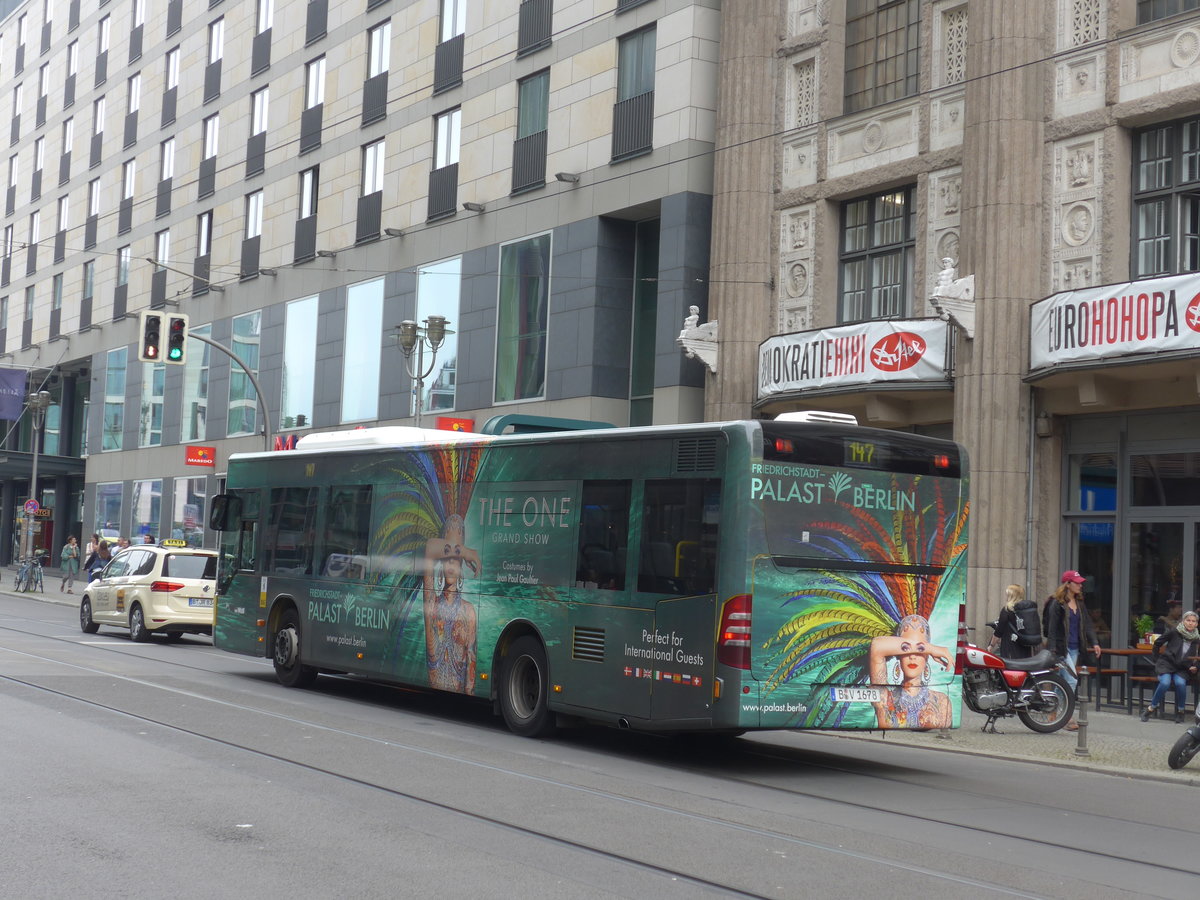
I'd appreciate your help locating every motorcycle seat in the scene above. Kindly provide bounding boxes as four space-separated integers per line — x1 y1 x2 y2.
999 649 1058 672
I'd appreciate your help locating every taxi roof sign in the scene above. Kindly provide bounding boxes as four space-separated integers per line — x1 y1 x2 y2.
160 538 189 548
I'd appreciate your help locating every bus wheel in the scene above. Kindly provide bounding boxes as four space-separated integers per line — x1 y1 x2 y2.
274 608 318 689
500 636 555 738
129 604 152 643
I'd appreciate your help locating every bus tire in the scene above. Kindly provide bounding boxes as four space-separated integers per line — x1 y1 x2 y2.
274 608 318 689
79 598 99 634
499 636 555 738
129 604 152 643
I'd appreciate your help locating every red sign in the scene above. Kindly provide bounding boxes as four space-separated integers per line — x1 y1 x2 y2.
869 332 927 372
273 434 298 451
437 417 475 432
185 445 216 467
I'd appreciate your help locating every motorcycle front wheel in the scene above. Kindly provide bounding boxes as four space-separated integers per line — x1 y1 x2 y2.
1017 673 1075 733
1168 730 1200 770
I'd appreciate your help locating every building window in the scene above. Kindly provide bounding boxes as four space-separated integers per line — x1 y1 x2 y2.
435 108 460 168
95 482 122 534
131 479 161 539
38 64 49 100
93 97 105 135
7 157 16 190
1132 117 1200 277
87 177 100 216
52 272 63 309
117 245 130 285
83 259 94 300
203 114 219 159
139 361 164 447
282 295 317 430
495 233 550 403
251 87 269 136
1138 0 1200 23
127 72 141 113
166 47 180 90
172 476 208 546
67 41 79 76
416 257 460 413
56 195 68 231
28 210 40 247
228 311 261 436
839 187 915 322
517 69 549 138
305 57 325 108
617 26 655 101
197 210 213 256
844 0 919 113
160 137 175 180
441 0 466 42
13 83 24 114
368 20 391 77
245 190 263 239
155 229 170 268
62 118 74 153
256 0 274 34
182 322 210 442
33 136 45 172
299 166 318 218
362 139 385 195
342 279 383 422
23 284 34 319
2 225 12 258
103 347 127 451
121 159 135 199
98 15 110 53
133 0 146 27
208 18 224 64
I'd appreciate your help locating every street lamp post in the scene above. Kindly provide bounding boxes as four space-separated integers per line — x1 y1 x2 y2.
396 316 451 430
22 390 52 562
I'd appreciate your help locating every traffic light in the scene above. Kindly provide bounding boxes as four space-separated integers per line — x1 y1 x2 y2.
166 313 189 365
138 311 162 363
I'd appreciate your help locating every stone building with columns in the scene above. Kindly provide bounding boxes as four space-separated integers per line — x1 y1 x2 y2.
706 0 1200 644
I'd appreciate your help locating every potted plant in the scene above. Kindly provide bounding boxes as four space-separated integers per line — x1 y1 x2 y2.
1134 613 1155 645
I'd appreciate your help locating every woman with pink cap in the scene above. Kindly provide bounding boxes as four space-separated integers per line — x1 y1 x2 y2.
1044 569 1102 730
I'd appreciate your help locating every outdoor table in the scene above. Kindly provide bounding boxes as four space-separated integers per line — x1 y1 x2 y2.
1098 646 1153 713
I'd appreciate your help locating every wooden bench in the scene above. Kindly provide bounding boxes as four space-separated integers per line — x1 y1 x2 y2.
1130 674 1199 716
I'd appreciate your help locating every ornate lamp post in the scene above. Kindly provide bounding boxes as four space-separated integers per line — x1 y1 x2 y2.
396 315 451 430
22 390 52 562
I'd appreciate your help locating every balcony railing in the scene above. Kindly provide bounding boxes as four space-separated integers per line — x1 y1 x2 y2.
511 130 547 194
611 90 653 161
427 163 458 220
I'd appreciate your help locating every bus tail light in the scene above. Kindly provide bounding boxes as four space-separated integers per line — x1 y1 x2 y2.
150 580 185 593
717 594 753 670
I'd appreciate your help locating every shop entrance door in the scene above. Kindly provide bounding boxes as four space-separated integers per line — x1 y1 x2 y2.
1128 520 1198 641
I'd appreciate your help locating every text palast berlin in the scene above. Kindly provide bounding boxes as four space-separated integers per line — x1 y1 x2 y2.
758 319 951 399
1030 273 1200 371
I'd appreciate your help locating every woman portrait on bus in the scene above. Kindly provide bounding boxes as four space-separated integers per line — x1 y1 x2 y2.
868 614 953 729
423 514 480 694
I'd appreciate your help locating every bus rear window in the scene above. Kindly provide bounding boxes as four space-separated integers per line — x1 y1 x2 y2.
762 423 961 478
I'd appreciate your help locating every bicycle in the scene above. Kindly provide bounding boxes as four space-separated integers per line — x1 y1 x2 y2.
13 554 45 593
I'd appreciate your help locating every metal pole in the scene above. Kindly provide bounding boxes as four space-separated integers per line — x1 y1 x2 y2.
22 391 50 561
413 339 425 430
189 333 272 452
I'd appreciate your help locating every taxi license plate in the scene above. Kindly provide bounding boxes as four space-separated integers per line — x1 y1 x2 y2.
188 598 214 607
831 686 882 703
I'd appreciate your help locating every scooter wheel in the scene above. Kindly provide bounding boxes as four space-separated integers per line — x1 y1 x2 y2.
1168 731 1200 770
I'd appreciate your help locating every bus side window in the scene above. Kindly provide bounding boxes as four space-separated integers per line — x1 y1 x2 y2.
321 485 373 580
238 520 258 572
638 479 720 596
576 481 630 590
266 486 318 575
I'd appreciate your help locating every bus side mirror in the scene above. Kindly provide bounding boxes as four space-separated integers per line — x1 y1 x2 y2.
209 495 241 531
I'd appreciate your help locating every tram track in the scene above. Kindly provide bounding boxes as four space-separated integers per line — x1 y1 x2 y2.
0 606 1186 897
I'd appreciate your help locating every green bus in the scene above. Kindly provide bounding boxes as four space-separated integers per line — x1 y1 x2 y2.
209 418 968 737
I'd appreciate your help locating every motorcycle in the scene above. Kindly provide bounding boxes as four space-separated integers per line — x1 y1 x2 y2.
1168 708 1200 769
959 624 1075 733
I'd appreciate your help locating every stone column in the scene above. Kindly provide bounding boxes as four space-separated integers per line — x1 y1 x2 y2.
957 0 1046 629
705 0 775 422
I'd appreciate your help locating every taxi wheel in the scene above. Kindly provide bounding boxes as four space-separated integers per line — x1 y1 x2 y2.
129 604 152 643
79 598 99 634
165 632 185 643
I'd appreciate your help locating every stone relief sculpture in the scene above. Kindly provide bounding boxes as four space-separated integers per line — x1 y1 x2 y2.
929 258 976 339
677 305 719 373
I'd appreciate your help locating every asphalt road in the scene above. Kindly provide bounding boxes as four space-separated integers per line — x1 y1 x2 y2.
1 590 1196 899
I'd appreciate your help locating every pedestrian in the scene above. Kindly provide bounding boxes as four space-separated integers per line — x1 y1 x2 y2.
87 541 112 583
1045 569 1103 731
1141 610 1200 724
991 584 1040 659
142 534 155 544
117 536 130 549
1155 599 1184 636
85 532 100 557
59 535 80 593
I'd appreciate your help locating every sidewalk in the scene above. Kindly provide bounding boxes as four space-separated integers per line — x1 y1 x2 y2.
7 565 1198 783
